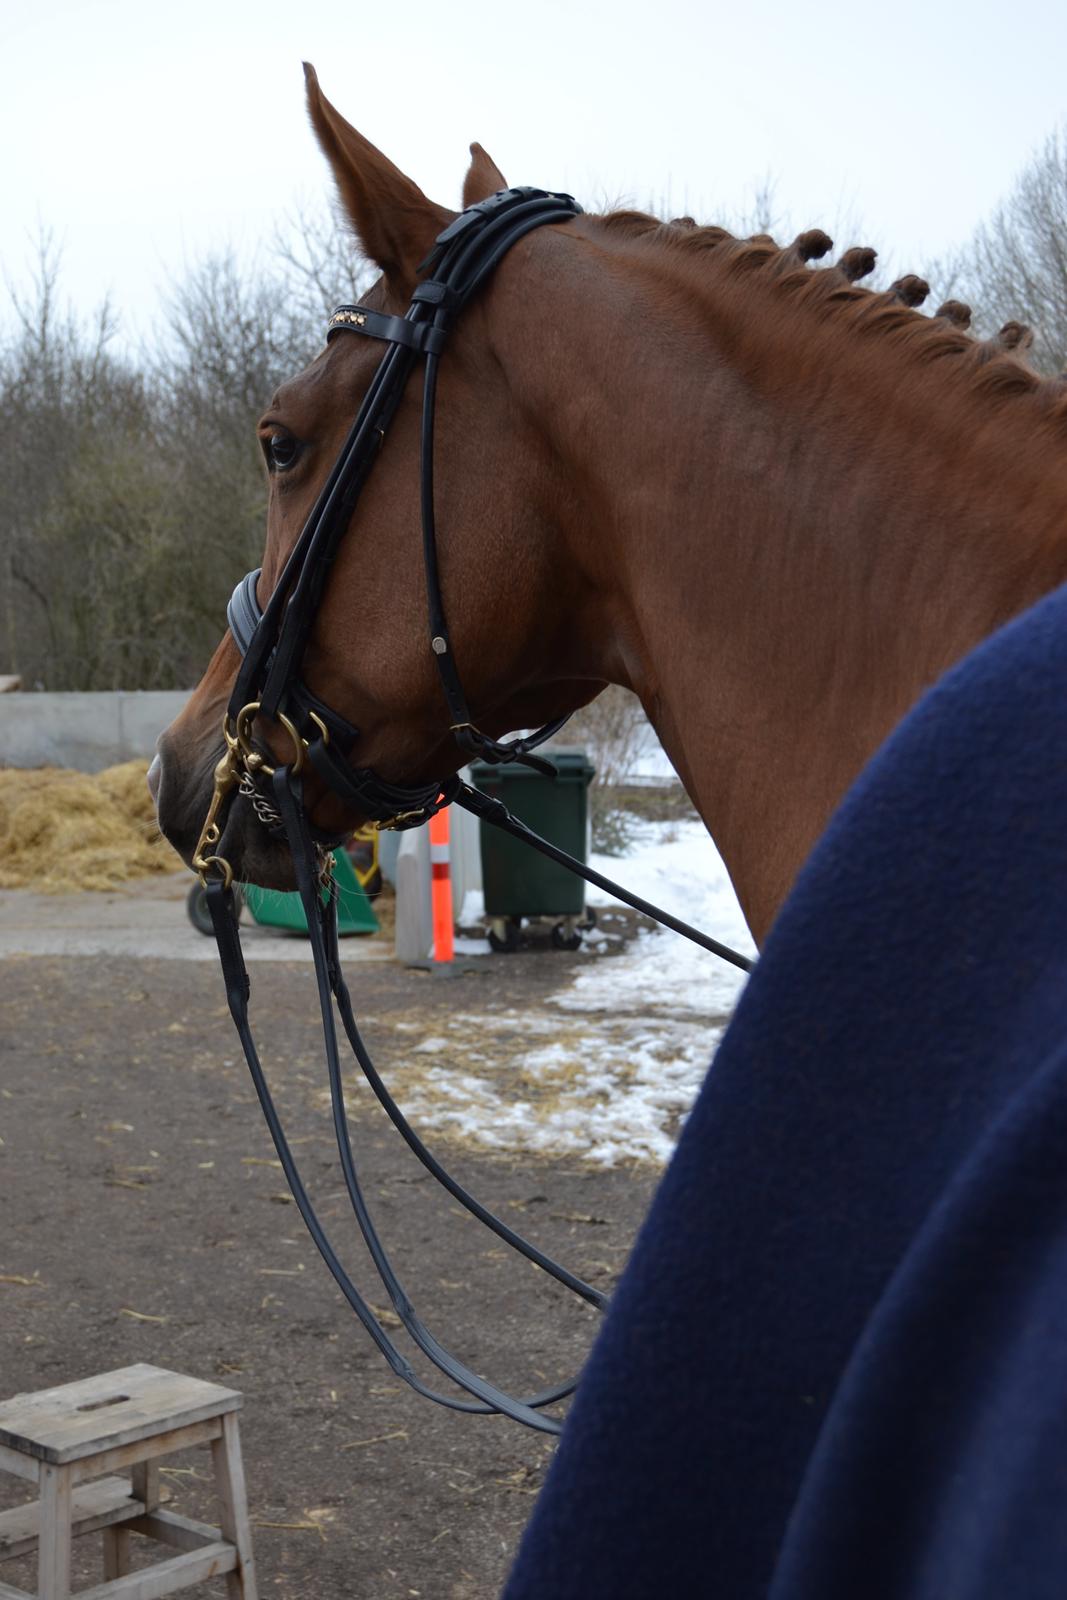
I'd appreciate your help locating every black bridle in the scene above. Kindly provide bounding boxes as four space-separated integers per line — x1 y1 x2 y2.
222 186 582 842
194 188 754 1435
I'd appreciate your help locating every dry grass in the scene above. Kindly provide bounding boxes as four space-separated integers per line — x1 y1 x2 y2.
0 761 183 891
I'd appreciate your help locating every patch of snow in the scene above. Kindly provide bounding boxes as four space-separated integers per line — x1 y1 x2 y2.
407 1020 713 1167
392 820 756 1169
570 819 755 1020
459 888 485 924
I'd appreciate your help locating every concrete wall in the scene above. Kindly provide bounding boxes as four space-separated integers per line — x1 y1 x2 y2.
0 691 189 772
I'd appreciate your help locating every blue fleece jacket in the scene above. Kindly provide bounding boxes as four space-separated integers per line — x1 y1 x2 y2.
503 582 1067 1599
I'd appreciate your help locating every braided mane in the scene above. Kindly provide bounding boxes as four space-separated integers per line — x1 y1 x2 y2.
594 209 1067 431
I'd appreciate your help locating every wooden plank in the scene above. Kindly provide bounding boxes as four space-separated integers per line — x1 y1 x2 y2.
37 1464 72 1600
102 1525 130 1580
0 1579 31 1598
211 1414 257 1600
0 1476 143 1563
77 1541 236 1599
0 1367 241 1465
0 1444 36 1484
125 1510 219 1554
69 1419 221 1486
131 1462 159 1514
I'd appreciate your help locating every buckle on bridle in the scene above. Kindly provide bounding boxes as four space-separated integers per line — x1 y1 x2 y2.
373 804 437 832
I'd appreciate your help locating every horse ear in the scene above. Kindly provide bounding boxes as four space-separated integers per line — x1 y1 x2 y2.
462 142 508 208
303 63 451 294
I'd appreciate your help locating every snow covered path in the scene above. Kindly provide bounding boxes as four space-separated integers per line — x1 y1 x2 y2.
400 820 756 1167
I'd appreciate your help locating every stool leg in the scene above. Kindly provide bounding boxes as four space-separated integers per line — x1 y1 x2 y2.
132 1460 160 1512
211 1414 258 1600
102 1525 130 1579
37 1464 72 1600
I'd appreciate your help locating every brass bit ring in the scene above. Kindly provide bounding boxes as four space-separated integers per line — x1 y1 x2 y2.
234 702 307 777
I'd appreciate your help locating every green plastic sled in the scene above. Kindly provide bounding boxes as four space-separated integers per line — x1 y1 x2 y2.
242 847 379 936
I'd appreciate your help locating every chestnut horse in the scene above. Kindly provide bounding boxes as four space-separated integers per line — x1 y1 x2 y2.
154 67 1067 945
145 64 1067 1600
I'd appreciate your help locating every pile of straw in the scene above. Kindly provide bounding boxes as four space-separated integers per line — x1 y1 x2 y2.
0 761 183 892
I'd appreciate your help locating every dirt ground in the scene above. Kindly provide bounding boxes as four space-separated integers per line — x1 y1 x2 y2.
0 909 662 1598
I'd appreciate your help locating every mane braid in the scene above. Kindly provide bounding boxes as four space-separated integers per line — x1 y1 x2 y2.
596 208 1067 435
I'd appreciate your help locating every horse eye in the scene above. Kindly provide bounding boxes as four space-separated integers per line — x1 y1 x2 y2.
267 433 300 472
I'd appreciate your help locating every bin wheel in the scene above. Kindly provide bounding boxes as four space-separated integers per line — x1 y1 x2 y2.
551 920 583 952
187 881 244 936
488 917 521 954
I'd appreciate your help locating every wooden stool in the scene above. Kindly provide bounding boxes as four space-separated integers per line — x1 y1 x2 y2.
0 1364 257 1599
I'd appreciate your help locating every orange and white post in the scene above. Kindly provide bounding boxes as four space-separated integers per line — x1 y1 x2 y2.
428 806 455 964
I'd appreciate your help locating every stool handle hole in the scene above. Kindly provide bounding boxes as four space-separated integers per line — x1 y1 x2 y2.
75 1393 131 1412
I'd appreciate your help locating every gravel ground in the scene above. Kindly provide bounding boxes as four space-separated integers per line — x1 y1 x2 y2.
0 895 664 1599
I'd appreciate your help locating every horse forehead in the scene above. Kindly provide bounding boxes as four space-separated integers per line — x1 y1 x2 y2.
273 339 363 423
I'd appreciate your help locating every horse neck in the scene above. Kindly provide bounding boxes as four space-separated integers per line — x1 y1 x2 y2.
505 230 1067 942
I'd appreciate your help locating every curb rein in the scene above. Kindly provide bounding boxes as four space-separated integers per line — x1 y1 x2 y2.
191 188 754 1435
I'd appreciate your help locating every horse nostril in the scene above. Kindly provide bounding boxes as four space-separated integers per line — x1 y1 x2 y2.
147 754 162 804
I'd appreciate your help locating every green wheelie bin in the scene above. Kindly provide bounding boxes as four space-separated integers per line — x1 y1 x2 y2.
469 747 595 951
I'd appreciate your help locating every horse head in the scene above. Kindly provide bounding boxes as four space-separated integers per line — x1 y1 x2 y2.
155 65 1067 935
153 66 611 888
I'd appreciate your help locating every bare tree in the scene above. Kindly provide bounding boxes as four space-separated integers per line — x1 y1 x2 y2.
0 231 143 688
0 198 382 693
272 196 374 323
933 127 1067 375
564 686 660 852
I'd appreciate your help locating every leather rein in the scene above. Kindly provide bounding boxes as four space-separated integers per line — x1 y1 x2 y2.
192 188 754 1435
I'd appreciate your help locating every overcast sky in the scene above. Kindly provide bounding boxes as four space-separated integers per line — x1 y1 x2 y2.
4 0 1066 342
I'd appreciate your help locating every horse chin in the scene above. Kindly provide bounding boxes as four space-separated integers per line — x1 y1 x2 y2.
216 816 301 892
